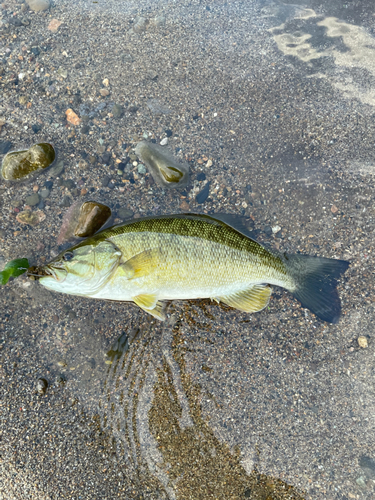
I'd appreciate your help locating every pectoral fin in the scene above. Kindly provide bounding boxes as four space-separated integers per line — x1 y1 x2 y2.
217 285 272 313
133 294 166 321
118 248 161 279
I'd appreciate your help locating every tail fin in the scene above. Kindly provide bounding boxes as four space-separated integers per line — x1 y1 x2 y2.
284 254 350 324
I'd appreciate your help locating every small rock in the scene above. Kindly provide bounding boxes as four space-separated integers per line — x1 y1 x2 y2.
135 141 189 189
48 19 62 32
152 15 166 27
160 137 168 146
0 141 13 155
61 196 72 207
16 210 45 226
117 208 134 219
331 204 338 214
165 129 173 137
264 225 273 236
100 88 110 97
11 199 23 208
196 182 210 204
146 99 171 115
272 225 281 234
112 104 124 118
57 360 67 368
32 124 42 134
196 172 206 181
358 336 368 348
26 0 50 11
205 159 213 168
66 109 81 126
180 200 190 211
57 67 68 79
137 164 147 175
102 78 110 87
62 179 76 190
48 160 64 177
81 124 90 134
101 175 110 187
36 377 48 394
74 201 111 237
100 152 111 164
25 194 40 206
133 17 148 33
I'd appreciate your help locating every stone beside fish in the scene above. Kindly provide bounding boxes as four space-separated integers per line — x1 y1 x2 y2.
1 143 55 182
134 141 189 188
33 213 350 324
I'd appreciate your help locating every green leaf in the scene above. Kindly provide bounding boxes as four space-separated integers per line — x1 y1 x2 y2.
0 258 29 285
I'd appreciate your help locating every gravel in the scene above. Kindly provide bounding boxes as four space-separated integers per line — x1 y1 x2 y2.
1 0 375 498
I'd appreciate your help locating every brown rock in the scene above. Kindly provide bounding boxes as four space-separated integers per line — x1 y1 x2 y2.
48 19 62 32
331 205 338 214
16 210 45 226
179 200 190 211
66 109 81 126
100 88 110 97
74 201 111 237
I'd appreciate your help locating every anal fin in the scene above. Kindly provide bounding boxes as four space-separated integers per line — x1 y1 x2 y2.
217 284 272 313
133 293 166 321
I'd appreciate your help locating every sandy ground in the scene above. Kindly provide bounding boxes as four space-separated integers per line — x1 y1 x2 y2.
1 0 375 498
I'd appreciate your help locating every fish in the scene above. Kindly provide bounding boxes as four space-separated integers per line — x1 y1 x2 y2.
34 213 350 323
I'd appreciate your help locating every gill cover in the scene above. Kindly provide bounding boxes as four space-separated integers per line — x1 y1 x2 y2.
40 240 122 296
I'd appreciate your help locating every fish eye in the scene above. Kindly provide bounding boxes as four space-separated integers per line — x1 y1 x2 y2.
62 251 74 261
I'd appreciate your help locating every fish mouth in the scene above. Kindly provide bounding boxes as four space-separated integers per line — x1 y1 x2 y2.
27 264 67 282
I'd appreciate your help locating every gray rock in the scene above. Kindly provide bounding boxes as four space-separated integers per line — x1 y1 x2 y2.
40 189 50 198
137 164 147 175
117 208 134 220
25 194 40 206
0 141 12 154
26 0 50 11
112 104 124 118
49 160 64 177
133 17 148 33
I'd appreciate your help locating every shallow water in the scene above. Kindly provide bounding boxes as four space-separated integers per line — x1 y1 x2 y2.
1 0 375 498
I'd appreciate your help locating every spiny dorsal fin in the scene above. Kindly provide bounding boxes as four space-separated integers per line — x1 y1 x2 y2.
133 294 166 320
217 284 272 313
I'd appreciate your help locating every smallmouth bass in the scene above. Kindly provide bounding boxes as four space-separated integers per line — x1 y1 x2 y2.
34 213 349 323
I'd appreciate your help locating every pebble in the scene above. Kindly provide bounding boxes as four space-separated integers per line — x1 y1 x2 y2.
117 208 134 220
57 360 67 368
25 193 40 206
152 15 166 27
0 141 13 155
205 159 213 168
180 200 190 211
101 175 110 187
111 104 124 118
1 143 55 182
11 199 23 208
48 19 62 32
133 17 148 33
137 164 147 175
160 137 168 146
74 201 111 238
196 172 206 181
100 88 110 97
358 336 368 348
135 141 189 189
36 378 48 394
61 196 72 207
26 0 50 11
272 225 281 234
196 181 210 204
66 109 80 126
16 210 45 226
48 160 64 177
331 205 338 214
